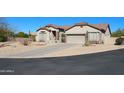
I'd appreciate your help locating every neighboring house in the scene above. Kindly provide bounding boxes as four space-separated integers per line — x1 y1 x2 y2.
65 22 111 44
36 22 111 45
36 24 70 43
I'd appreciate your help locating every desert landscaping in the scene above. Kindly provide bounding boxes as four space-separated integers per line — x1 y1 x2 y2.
1 18 124 58
45 43 124 57
44 37 123 57
0 41 58 57
0 37 124 58
1 18 124 75
0 41 45 56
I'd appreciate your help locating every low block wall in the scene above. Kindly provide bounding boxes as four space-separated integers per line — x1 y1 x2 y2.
104 37 117 45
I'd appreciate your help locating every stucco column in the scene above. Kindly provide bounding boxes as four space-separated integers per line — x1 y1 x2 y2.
56 31 58 42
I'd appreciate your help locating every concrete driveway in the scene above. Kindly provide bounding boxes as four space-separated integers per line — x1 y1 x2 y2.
0 48 124 75
7 43 77 58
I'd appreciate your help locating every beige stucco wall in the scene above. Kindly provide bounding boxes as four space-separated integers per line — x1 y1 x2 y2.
65 26 102 34
103 27 111 44
36 27 63 43
66 26 86 34
36 30 50 42
65 25 104 44
59 32 64 42
85 26 102 33
104 37 117 45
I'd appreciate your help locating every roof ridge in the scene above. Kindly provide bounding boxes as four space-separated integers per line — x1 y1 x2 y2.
37 22 109 32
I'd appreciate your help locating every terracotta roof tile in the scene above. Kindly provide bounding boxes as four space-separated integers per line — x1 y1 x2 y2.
75 22 88 26
37 22 109 32
65 22 109 32
57 26 71 30
46 24 71 30
37 27 49 31
89 24 108 31
46 24 59 28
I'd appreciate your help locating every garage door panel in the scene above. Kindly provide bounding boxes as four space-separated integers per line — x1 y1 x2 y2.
66 34 85 44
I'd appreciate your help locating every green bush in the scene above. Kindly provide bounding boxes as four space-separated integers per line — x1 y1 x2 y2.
112 29 124 37
0 35 7 42
16 32 29 38
115 37 124 45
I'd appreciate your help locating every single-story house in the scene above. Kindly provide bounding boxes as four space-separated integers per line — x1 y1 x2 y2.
36 24 70 43
36 22 111 45
65 22 111 44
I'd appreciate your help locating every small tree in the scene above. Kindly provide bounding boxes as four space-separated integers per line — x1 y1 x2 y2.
0 21 15 42
112 28 124 37
16 32 29 38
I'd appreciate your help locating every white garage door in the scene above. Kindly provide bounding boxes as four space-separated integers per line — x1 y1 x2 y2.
66 34 85 44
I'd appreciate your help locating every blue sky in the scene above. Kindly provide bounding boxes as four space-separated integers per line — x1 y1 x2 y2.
5 17 124 33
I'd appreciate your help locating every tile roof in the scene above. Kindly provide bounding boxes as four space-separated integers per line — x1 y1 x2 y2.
37 22 109 32
57 26 71 30
37 27 49 31
45 24 71 30
89 24 109 31
75 22 88 26
46 24 59 29
66 22 109 32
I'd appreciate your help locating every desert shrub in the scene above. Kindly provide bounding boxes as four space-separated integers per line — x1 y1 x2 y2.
112 29 124 37
85 41 90 46
115 37 124 45
0 35 7 42
17 38 32 46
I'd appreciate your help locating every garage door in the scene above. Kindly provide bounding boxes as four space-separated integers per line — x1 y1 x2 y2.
66 34 85 44
88 32 100 44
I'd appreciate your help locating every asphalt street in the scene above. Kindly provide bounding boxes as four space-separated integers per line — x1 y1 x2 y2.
0 48 124 75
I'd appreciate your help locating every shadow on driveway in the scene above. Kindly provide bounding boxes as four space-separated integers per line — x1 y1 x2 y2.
0 48 124 75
